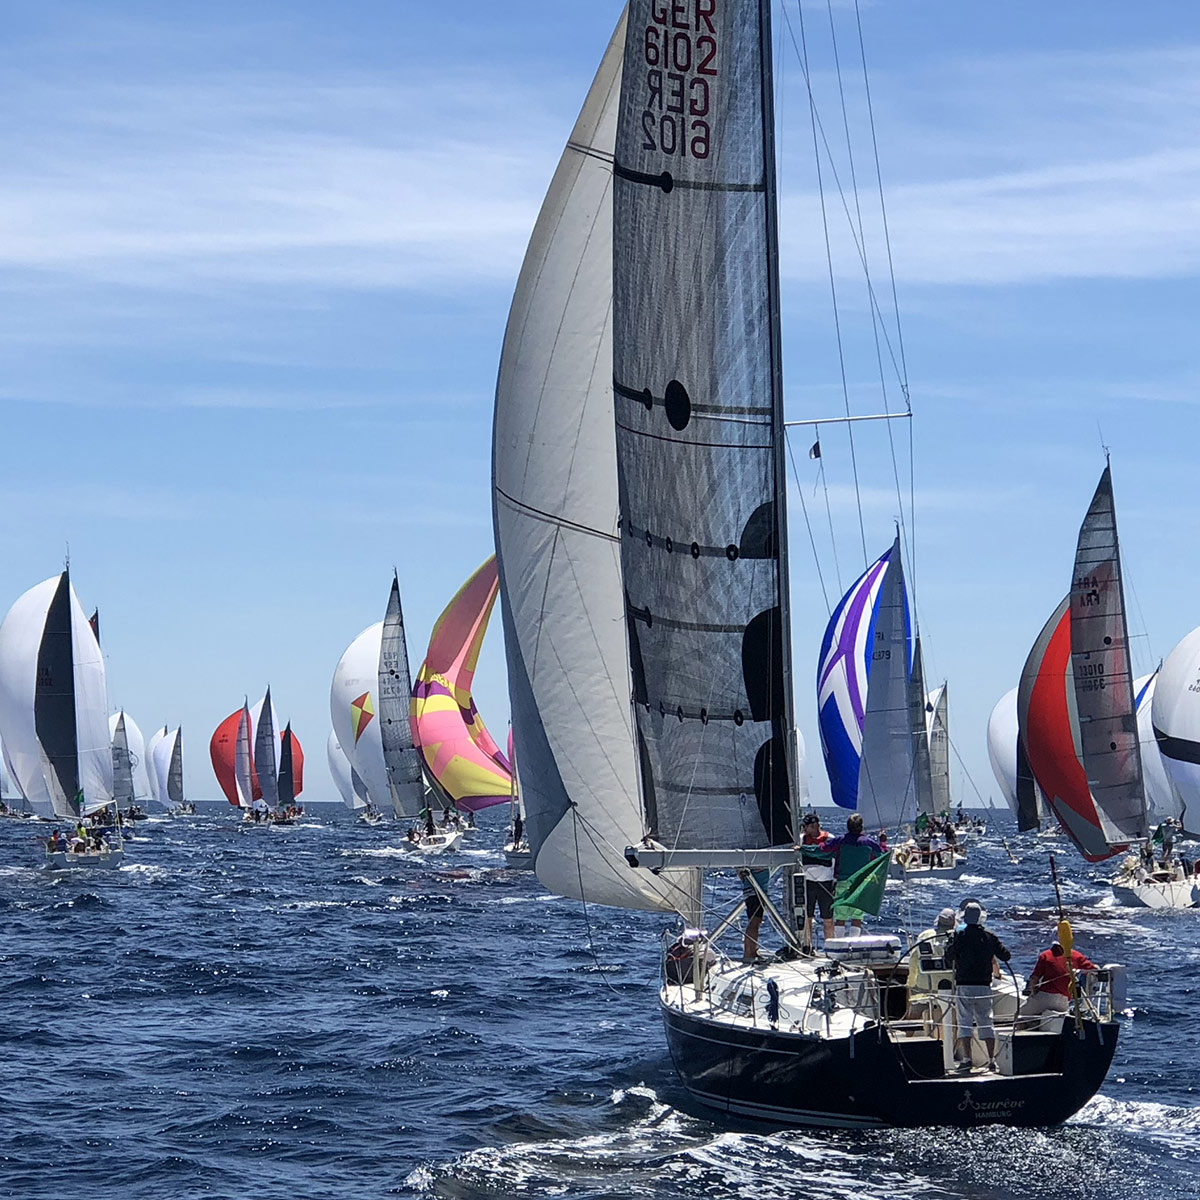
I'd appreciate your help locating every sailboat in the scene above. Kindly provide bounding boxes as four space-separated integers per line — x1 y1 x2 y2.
0 570 123 868
492 5 1124 1127
411 557 513 820
1016 467 1171 906
210 691 302 823
329 573 429 825
327 728 376 816
151 726 189 813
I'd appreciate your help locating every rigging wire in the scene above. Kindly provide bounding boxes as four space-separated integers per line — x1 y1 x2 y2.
782 0 868 568
785 429 832 612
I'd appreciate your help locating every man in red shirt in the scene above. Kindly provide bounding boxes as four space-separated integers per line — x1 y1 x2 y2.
1019 937 1097 1023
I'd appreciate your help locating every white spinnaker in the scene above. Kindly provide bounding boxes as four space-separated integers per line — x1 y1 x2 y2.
327 729 361 810
70 579 114 817
1150 629 1200 827
109 711 152 804
330 622 391 812
1134 672 1181 822
986 687 1020 813
0 578 61 818
152 728 175 808
145 724 169 805
492 13 688 912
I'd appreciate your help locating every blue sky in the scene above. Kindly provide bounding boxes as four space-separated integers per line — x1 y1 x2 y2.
0 1 1197 808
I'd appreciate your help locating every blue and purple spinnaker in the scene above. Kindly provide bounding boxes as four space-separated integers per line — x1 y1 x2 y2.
817 542 904 812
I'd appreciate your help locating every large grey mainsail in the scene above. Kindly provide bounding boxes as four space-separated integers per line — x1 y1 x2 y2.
856 543 915 832
378 573 424 818
1071 465 1147 844
111 712 135 808
908 638 934 817
254 688 279 809
612 0 794 850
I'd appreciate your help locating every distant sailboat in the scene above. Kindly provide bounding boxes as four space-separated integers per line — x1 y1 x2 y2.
211 691 302 821
1017 466 1148 864
151 726 187 812
411 557 513 815
329 573 427 821
0 570 123 867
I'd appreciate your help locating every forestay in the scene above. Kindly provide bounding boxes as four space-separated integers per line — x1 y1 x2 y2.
613 0 794 851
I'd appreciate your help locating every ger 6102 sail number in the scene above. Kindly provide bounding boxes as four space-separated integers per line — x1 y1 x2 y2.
641 2 718 160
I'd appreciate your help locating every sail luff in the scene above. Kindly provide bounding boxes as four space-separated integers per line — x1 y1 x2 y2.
612 0 792 852
1070 465 1147 843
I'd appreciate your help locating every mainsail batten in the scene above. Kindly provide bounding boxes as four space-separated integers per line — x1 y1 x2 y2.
612 0 794 852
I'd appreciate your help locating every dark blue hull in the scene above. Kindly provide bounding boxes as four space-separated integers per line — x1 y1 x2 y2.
662 1002 1118 1128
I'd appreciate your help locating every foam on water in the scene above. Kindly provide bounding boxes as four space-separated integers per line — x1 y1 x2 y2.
1 814 1198 1200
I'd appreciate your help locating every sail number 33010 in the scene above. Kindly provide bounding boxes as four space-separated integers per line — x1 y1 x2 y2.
641 2 717 160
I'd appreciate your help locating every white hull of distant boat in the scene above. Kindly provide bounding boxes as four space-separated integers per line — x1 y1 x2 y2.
45 848 124 870
403 829 462 853
503 841 533 870
1111 873 1199 909
889 853 966 881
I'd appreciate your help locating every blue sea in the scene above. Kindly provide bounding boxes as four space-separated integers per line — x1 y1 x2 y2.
1 808 1197 1200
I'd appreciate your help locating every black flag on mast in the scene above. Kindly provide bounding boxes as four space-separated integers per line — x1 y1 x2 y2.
809 440 821 460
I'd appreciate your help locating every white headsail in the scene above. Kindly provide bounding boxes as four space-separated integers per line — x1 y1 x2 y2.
492 13 691 911
1151 627 1200 829
327 728 362 810
0 572 113 820
330 621 392 813
145 724 169 805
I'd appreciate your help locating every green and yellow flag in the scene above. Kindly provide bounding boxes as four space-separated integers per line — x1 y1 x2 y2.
833 851 892 920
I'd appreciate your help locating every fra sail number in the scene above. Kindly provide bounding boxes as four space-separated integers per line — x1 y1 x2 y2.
642 1 717 160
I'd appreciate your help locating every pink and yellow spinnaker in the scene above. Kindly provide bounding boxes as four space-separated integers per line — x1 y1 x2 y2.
411 556 513 811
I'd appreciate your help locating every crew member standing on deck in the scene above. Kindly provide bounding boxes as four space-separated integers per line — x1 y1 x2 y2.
739 867 770 965
945 901 1011 1072
797 813 834 954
